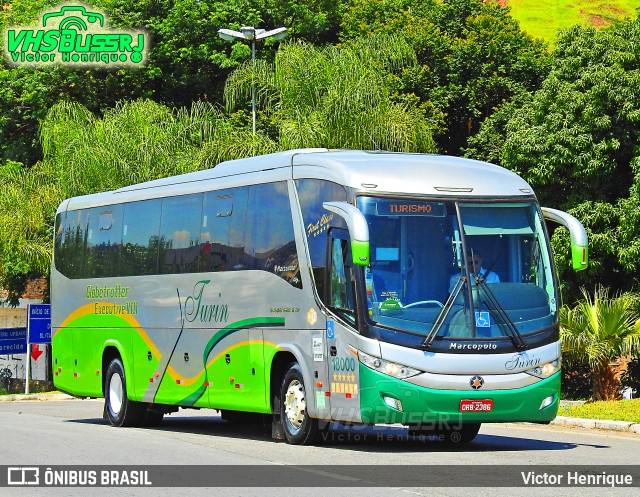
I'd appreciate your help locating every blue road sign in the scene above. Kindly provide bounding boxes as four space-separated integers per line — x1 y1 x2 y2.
29 304 51 319
29 319 51 344
28 304 52 344
0 327 26 340
0 337 27 355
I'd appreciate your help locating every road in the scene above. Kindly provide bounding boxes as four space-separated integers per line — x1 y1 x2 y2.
0 399 638 496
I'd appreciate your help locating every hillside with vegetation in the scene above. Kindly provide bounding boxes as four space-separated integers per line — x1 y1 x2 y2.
505 0 637 42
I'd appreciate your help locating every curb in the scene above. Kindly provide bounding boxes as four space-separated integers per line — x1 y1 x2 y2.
0 393 75 402
551 416 640 434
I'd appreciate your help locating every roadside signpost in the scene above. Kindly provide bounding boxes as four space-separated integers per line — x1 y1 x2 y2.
25 304 51 394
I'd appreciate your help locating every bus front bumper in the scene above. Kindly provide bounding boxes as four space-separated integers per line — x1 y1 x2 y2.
358 364 560 425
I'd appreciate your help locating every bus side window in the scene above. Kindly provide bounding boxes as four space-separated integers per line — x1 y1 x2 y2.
54 212 67 275
63 208 90 279
158 193 203 274
201 188 248 273
295 179 347 301
121 199 162 276
86 205 124 278
245 182 301 287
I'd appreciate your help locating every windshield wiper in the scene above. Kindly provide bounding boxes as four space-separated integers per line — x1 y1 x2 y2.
476 279 527 350
420 276 466 349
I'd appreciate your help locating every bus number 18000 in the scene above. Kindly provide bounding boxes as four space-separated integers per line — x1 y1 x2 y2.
332 357 356 372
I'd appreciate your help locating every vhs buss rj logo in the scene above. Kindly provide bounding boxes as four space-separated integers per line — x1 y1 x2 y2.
4 3 147 67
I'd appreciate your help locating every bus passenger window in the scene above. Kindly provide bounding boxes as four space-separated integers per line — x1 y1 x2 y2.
158 193 203 274
246 182 301 288
86 205 124 278
200 188 248 273
121 199 161 276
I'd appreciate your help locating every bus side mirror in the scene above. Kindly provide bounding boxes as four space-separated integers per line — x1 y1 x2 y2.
322 202 370 266
541 207 588 271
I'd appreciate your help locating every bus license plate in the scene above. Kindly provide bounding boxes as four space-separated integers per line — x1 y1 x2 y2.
460 399 493 412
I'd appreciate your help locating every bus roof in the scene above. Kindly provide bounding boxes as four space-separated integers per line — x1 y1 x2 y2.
62 149 535 211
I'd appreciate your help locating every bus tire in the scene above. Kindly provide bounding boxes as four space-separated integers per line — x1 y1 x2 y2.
280 363 318 445
444 423 481 444
104 358 143 427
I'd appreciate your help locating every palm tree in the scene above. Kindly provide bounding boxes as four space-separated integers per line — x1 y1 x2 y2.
560 286 640 400
223 35 437 153
0 166 59 276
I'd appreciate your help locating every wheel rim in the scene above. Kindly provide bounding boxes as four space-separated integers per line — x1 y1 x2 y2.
108 373 123 415
283 379 306 434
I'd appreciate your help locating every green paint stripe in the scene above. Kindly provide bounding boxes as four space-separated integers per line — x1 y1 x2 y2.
178 384 208 406
176 317 285 407
202 317 285 365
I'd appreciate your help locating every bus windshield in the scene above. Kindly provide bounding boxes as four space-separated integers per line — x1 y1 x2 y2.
357 197 557 343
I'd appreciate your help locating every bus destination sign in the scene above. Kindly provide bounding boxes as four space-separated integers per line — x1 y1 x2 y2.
375 200 446 217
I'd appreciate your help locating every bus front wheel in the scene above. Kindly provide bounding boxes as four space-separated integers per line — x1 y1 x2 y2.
104 358 143 427
280 363 319 445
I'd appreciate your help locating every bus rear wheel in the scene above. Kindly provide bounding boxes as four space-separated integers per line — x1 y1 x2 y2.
104 358 143 427
280 363 319 445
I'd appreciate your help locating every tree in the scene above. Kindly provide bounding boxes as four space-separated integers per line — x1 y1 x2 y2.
0 162 60 304
339 0 549 155
560 287 640 400
224 36 437 152
467 17 640 301
100 0 345 106
37 99 231 197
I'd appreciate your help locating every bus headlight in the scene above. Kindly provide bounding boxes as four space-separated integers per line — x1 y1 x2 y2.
526 358 561 379
357 350 422 379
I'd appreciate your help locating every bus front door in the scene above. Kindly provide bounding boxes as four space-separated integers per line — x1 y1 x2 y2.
326 228 362 424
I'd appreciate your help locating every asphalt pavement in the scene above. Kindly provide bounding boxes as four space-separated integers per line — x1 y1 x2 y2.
1 392 638 434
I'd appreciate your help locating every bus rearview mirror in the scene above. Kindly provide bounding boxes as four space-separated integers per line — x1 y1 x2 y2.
541 207 589 271
322 202 370 266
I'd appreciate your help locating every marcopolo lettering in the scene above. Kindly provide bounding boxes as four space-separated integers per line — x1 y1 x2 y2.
449 342 497 350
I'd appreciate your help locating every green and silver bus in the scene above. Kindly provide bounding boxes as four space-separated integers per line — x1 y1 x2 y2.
52 149 588 444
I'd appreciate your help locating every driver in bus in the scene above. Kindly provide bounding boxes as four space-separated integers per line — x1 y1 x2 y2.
449 251 499 293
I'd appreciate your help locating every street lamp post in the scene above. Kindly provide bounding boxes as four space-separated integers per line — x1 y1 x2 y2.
218 26 288 134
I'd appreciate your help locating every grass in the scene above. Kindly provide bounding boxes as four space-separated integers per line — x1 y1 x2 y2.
558 399 640 422
506 0 638 43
